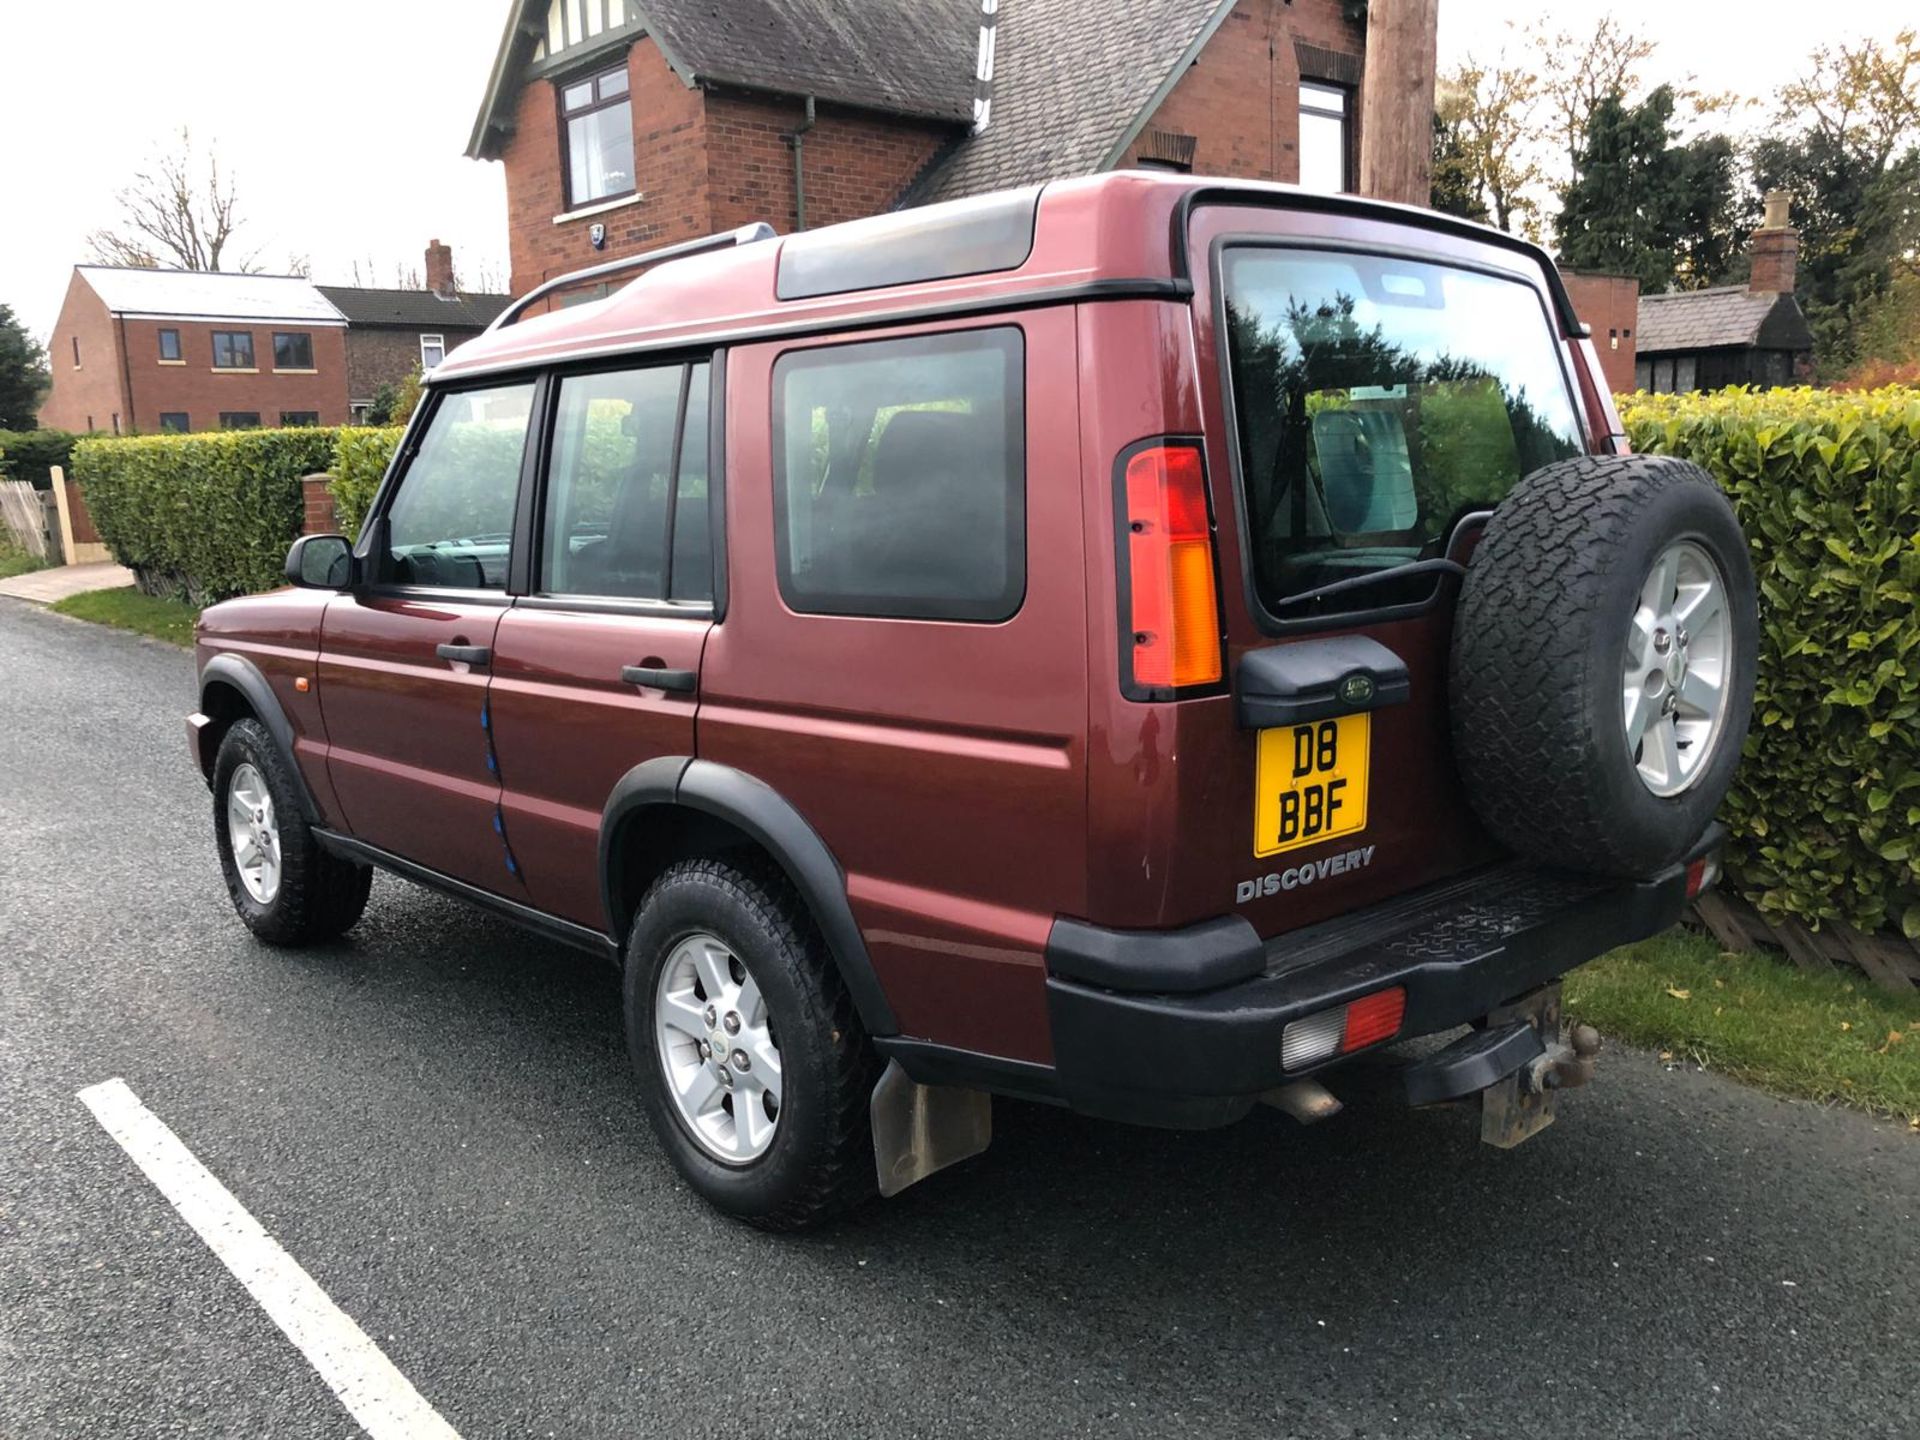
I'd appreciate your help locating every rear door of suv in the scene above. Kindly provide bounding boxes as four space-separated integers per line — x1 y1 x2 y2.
486 358 718 929
1084 200 1597 942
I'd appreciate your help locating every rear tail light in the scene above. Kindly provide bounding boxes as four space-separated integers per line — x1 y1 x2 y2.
1120 441 1223 692
1280 986 1407 1070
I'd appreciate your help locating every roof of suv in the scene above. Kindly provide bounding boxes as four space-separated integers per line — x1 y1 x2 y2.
433 171 1582 384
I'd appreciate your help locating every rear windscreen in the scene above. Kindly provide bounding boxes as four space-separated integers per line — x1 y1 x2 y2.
1221 247 1583 619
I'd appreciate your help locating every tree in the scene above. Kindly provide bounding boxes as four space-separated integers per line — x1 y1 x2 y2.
1430 110 1489 224
1752 28 1920 372
0 305 50 429
1528 16 1657 180
1555 87 1743 293
1432 56 1545 235
86 129 261 273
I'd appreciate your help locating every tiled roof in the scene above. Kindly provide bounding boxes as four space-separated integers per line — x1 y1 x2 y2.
645 0 980 122
1637 285 1792 354
316 285 512 331
470 0 979 160
912 0 1237 203
76 266 345 324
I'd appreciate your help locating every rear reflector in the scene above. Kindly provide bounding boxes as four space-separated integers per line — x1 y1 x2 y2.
1685 852 1722 898
1280 986 1408 1071
1122 443 1222 691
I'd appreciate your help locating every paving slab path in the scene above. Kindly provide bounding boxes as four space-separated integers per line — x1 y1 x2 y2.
0 560 136 604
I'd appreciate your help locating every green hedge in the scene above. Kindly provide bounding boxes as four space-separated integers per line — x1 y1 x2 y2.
0 429 79 489
74 428 340 603
1619 385 1920 940
328 427 404 541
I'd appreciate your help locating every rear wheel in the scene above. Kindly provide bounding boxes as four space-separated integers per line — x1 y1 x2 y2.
624 859 878 1231
212 719 371 944
1449 453 1757 877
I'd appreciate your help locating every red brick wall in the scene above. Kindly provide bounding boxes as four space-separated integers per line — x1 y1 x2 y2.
1561 271 1641 395
38 276 128 435
302 474 339 535
1118 0 1366 183
703 91 950 235
502 37 710 298
110 317 349 432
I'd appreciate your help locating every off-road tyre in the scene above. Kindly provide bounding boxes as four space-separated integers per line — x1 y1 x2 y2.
212 718 373 944
1449 453 1756 877
624 858 880 1231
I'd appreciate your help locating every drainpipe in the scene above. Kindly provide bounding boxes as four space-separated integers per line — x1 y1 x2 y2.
785 94 817 231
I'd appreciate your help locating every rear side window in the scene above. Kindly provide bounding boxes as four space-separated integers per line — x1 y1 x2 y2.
539 362 710 601
1221 248 1583 619
384 382 534 590
773 328 1024 621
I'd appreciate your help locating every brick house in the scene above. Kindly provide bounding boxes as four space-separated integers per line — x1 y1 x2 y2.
38 268 349 435
1560 270 1641 395
1634 192 1814 394
317 242 511 423
467 0 1390 303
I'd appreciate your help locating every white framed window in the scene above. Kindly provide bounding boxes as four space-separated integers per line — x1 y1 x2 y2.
1299 81 1353 194
420 334 446 370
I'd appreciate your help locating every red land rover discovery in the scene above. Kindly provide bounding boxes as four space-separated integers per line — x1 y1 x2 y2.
189 173 1757 1229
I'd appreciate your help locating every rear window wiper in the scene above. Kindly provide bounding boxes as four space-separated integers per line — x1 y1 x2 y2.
1272 557 1465 611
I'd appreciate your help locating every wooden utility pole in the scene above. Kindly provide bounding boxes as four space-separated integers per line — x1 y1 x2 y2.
1358 0 1439 207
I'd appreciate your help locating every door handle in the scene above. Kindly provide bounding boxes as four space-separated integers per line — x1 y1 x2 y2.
437 643 491 666
622 665 697 693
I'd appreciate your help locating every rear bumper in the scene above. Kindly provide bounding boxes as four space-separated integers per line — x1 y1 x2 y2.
1034 829 1722 1127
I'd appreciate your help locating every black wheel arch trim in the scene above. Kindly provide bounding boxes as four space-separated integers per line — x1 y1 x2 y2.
196 654 321 823
599 757 899 1037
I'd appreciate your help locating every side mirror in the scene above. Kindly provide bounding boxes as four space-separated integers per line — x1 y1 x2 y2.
285 533 353 590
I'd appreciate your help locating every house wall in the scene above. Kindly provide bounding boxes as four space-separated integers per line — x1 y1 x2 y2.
1118 0 1367 183
1561 271 1641 395
703 91 950 235
113 318 349 433
38 276 128 435
342 327 486 410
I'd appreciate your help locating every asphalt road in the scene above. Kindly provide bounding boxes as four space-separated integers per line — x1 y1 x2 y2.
2 599 1916 1440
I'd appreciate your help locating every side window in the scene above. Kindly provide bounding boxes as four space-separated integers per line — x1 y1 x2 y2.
384 382 534 590
539 362 710 601
772 328 1025 621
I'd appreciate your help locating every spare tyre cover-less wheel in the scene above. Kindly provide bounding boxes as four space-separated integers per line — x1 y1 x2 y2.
1449 453 1757 878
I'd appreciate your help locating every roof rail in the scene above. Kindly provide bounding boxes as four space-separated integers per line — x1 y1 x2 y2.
486 221 778 333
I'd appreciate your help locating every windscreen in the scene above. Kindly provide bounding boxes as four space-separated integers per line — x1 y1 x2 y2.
1221 247 1584 619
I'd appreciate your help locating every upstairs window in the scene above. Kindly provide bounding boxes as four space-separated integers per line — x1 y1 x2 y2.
158 329 182 362
1299 81 1353 194
219 411 262 430
561 63 635 207
273 332 314 370
420 333 446 370
212 331 255 370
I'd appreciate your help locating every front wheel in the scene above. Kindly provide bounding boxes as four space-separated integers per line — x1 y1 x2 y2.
212 718 371 945
624 859 879 1231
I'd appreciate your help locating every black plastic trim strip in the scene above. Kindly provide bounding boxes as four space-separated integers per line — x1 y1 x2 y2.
1402 1021 1543 1107
313 828 619 964
874 1038 1062 1106
1047 913 1263 993
196 654 322 823
429 279 1190 386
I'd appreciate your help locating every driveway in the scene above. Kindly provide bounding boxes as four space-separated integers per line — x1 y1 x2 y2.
1 601 1915 1439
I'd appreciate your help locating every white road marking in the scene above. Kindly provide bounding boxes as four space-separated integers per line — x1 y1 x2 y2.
77 1077 463 1440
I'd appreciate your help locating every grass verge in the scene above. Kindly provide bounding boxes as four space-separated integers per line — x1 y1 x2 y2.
1567 928 1920 1122
50 586 200 646
0 538 47 579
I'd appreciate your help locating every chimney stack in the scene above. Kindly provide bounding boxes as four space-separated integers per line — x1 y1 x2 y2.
425 239 456 298
1748 190 1797 296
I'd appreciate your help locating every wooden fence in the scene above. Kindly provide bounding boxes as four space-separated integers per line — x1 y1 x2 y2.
0 479 50 559
1693 892 1920 993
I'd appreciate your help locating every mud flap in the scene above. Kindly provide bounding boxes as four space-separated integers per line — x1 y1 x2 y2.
870 1060 992 1198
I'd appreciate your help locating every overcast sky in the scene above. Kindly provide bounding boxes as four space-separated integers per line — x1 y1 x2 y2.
0 1 1903 345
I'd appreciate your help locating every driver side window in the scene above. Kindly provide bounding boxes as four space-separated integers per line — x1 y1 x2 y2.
384 382 535 590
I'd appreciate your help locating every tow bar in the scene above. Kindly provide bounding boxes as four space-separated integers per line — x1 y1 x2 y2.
1401 983 1602 1148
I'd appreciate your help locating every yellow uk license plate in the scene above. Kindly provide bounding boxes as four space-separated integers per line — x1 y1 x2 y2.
1254 713 1370 857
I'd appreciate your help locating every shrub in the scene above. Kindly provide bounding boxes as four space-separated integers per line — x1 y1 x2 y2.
1619 385 1920 940
74 428 340 603
328 426 404 540
0 428 79 489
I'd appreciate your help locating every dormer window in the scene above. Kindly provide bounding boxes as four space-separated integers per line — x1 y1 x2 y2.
561 62 635 208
